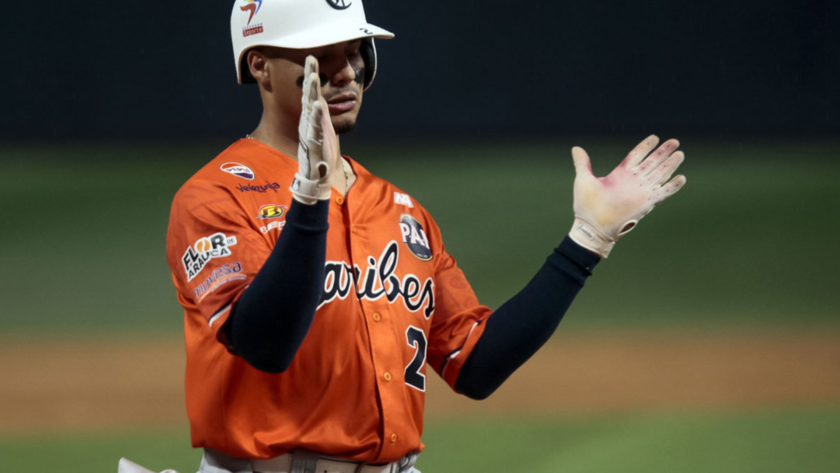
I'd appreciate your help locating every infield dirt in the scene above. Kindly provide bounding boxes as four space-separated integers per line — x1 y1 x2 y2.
2 331 839 433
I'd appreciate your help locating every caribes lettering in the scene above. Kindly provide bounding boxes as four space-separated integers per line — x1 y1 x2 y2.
319 241 435 318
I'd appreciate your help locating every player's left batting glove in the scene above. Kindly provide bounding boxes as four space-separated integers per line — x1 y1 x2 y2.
569 135 687 258
290 56 339 205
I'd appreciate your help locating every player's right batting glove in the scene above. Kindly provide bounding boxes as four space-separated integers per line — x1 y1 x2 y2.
291 56 338 205
569 135 687 258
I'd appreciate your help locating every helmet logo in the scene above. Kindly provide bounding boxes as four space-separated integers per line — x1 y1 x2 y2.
240 0 263 25
326 0 352 10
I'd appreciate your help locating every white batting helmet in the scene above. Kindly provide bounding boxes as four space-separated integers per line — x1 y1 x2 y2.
230 0 394 89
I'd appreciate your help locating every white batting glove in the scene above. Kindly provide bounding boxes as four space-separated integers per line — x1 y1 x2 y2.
290 56 339 205
569 135 687 258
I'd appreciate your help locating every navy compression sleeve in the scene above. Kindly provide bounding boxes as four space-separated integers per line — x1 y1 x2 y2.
224 200 330 373
455 237 600 400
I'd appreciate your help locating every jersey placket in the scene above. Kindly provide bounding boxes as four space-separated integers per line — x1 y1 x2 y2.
343 184 410 460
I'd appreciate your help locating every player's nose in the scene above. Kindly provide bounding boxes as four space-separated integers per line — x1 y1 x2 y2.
329 60 356 87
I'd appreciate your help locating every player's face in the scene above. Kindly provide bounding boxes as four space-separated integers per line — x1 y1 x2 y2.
263 40 365 135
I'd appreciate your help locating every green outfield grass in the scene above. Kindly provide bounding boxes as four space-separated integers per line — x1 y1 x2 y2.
2 407 838 473
420 407 840 473
0 140 838 334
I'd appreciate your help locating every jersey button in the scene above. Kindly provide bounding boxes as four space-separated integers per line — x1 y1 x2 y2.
390 433 398 443
372 313 381 322
336 196 345 205
384 372 392 382
351 225 357 233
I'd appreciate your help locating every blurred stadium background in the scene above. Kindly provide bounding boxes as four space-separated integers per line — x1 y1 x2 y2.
1 1 838 472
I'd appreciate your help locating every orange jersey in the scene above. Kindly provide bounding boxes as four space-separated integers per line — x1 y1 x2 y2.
166 139 492 463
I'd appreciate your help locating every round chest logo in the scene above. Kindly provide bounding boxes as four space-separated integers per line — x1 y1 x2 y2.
221 162 255 180
257 204 287 219
398 214 432 262
326 0 352 10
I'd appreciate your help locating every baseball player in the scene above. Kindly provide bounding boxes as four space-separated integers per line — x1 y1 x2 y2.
151 1 686 472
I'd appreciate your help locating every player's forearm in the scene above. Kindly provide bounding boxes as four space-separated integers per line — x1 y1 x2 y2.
455 237 599 400
226 199 330 374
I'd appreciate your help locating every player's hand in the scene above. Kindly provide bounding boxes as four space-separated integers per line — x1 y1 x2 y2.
568 135 687 258
291 56 339 205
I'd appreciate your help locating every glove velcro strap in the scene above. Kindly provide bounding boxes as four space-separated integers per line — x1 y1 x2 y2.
568 218 615 258
290 173 329 205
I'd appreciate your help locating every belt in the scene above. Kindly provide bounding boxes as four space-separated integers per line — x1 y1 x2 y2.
201 448 419 473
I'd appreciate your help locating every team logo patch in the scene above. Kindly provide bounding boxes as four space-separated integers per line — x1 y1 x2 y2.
399 214 432 262
182 233 238 282
221 162 255 180
257 204 287 219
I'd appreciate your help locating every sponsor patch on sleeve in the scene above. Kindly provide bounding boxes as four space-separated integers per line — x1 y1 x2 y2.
256 204 288 234
257 204 287 219
194 262 246 302
182 233 238 281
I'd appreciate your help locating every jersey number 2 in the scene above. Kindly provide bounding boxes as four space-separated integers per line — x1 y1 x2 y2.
404 326 427 391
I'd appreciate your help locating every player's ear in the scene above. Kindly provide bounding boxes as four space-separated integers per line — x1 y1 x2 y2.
247 48 271 89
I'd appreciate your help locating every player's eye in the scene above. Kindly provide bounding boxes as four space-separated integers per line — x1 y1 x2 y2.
310 48 329 61
346 41 362 56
